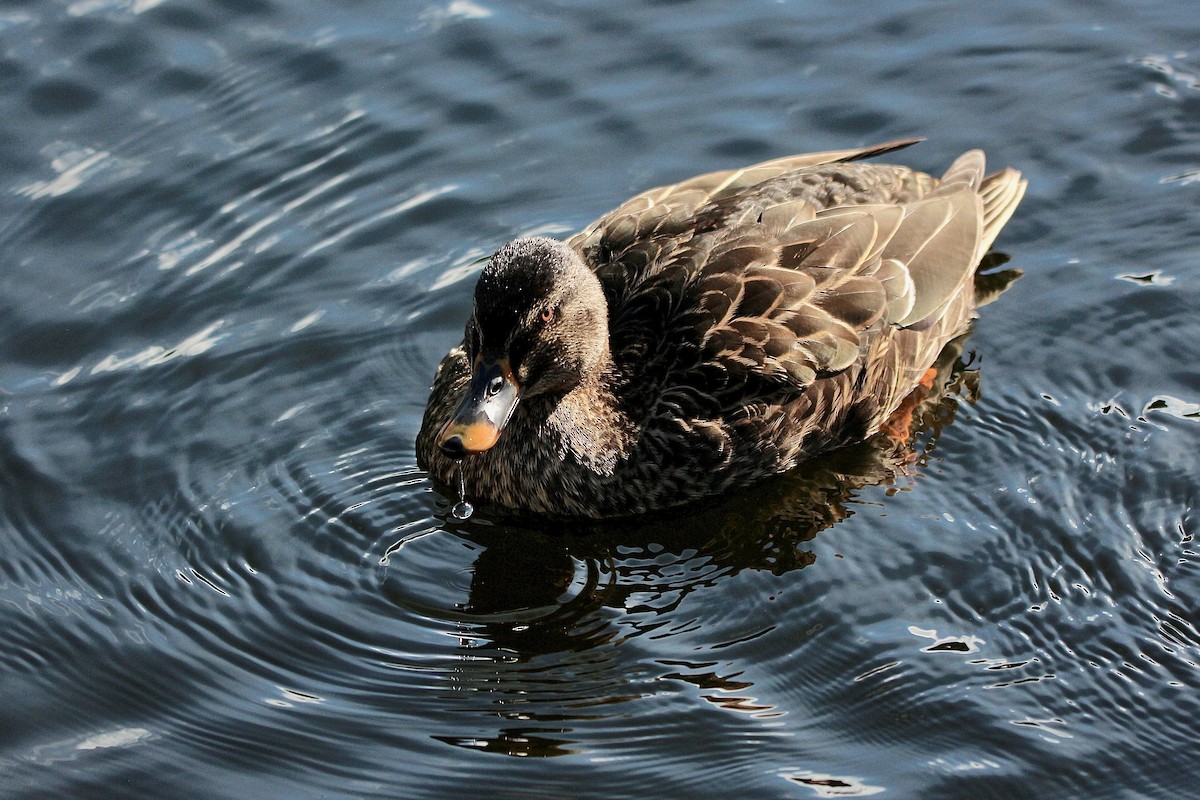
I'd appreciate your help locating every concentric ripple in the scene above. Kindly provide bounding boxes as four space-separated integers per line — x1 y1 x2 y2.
2 1 1200 799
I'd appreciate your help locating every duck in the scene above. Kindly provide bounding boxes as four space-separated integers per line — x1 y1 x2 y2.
416 139 1026 519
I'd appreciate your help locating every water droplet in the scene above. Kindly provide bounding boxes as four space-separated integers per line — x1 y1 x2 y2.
452 462 474 520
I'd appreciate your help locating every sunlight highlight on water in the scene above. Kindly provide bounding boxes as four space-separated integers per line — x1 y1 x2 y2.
0 1 1198 799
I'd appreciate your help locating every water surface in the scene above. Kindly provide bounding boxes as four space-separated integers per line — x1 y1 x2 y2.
1 1 1198 798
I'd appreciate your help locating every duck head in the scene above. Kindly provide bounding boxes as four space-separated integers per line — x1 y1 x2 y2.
436 236 610 458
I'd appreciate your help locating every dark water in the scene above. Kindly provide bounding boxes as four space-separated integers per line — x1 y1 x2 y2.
2 1 1198 797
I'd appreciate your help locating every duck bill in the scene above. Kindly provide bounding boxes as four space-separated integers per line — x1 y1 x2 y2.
436 357 521 458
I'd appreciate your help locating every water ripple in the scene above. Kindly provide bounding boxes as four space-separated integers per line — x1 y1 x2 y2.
1 1 1199 798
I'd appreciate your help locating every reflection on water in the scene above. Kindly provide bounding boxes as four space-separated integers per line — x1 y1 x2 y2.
1 1 1199 798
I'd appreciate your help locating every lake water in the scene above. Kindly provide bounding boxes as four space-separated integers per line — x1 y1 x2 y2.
2 1 1198 798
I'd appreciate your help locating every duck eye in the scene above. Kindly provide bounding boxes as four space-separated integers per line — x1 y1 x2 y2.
540 307 555 323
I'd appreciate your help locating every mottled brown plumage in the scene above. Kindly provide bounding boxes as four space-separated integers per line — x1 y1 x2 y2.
417 140 1026 518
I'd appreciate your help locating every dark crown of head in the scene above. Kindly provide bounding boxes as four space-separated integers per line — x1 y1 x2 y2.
474 237 569 339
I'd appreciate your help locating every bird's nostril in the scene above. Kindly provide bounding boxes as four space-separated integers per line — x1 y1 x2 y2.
439 435 466 459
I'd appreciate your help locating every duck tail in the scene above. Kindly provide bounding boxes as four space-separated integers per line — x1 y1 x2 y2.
931 151 1028 263
977 166 1027 260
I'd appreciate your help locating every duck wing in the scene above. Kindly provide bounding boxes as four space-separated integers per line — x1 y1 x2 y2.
565 138 922 264
572 146 1024 428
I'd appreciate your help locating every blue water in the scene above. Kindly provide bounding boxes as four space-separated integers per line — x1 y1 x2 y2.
1 1 1198 798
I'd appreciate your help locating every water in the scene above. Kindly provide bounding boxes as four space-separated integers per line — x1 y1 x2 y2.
1 1 1198 798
